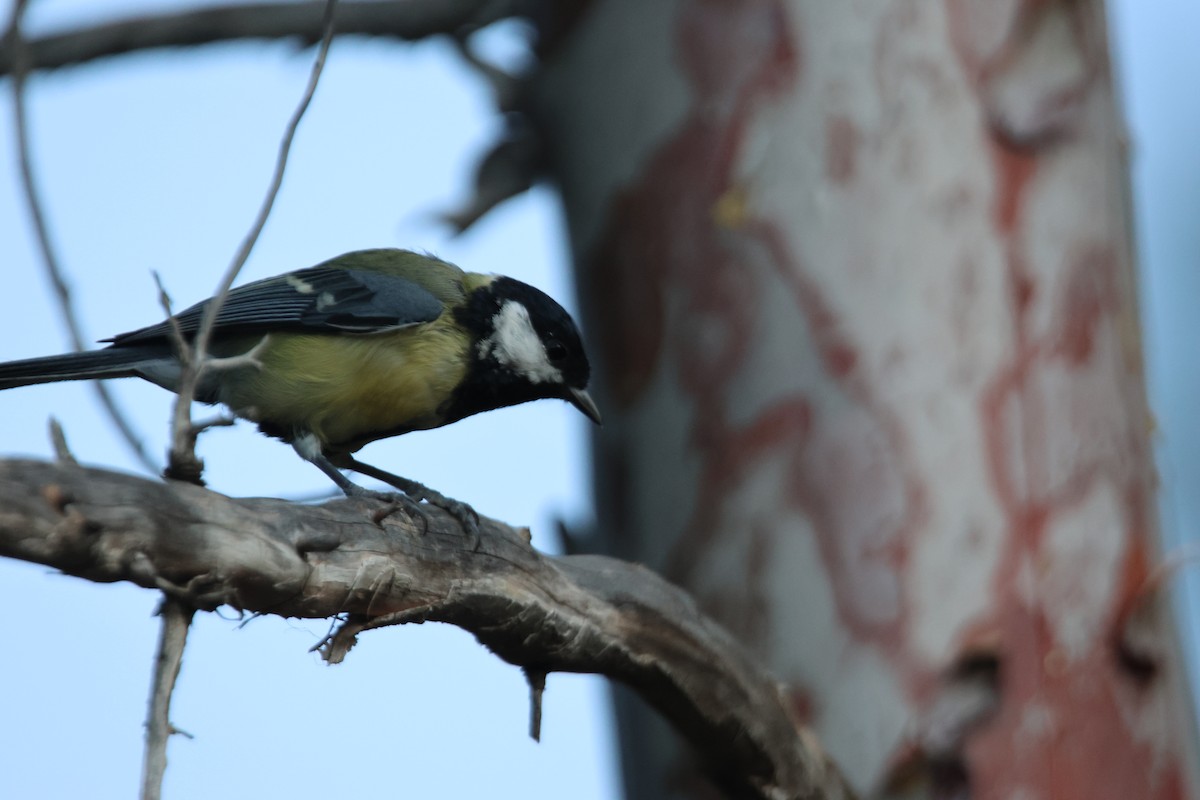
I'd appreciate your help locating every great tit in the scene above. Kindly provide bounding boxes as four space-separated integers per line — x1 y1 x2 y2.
0 249 600 523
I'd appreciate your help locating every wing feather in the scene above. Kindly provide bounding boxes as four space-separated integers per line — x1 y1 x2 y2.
105 268 445 346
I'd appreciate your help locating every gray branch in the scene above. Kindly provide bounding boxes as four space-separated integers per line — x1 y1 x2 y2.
0 0 506 76
0 458 854 800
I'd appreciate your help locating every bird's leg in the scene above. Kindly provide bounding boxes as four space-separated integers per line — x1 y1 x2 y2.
292 438 430 530
342 455 481 548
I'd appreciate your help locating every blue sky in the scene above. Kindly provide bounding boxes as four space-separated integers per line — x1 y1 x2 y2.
0 2 1196 798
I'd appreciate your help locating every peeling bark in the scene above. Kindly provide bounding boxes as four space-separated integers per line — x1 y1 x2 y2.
1 0 1195 796
0 458 854 800
531 0 1200 797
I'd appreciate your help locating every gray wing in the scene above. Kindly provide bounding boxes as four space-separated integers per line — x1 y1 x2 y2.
105 268 445 346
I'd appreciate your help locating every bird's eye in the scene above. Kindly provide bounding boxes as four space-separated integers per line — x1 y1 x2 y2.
546 341 569 362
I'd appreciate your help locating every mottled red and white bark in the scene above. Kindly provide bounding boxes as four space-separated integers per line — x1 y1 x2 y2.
532 0 1199 797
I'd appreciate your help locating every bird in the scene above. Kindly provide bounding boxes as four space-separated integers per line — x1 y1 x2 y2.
0 248 601 531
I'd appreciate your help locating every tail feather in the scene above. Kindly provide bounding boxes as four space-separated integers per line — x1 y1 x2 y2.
0 346 168 390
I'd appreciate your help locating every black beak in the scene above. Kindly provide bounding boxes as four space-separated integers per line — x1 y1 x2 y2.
567 387 602 425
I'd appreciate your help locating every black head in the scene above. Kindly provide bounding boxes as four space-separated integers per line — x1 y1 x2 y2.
449 276 600 424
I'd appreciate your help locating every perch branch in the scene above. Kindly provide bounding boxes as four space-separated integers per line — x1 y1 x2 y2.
0 458 854 800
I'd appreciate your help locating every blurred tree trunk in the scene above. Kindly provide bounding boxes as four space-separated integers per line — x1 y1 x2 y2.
530 0 1200 797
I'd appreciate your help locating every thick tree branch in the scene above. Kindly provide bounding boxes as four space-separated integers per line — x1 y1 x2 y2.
0 0 509 77
0 458 853 800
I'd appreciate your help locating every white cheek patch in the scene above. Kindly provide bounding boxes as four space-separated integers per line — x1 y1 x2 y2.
481 300 563 384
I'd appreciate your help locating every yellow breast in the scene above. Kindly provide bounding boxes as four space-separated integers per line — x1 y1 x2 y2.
213 318 471 452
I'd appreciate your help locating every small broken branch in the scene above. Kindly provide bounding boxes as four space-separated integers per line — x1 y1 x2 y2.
48 418 77 464
0 458 854 800
524 666 547 742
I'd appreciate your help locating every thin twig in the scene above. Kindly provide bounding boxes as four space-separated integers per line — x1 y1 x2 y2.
165 0 339 481
151 270 192 364
5 0 157 474
141 596 195 800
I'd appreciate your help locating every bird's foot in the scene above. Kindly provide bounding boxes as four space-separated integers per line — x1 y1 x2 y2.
341 482 432 533
341 473 480 549
335 457 483 549
401 483 482 551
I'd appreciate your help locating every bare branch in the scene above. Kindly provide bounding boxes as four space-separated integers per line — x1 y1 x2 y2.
150 270 191 362
141 597 195 800
0 458 855 800
167 0 337 482
0 0 510 77
5 1 157 474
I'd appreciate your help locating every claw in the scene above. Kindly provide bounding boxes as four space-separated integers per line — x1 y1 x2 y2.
341 483 430 534
406 486 481 551
340 456 484 550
